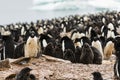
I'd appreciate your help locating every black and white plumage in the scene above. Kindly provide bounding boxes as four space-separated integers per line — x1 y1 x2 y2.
74 36 91 48
91 37 104 60
40 34 54 50
61 36 75 53
2 35 15 59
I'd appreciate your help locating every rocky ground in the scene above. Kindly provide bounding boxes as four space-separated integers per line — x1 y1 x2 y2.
0 55 116 80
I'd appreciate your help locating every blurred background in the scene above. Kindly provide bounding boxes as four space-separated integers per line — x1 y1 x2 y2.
0 0 120 25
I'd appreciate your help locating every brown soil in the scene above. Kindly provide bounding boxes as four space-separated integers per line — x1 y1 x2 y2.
0 55 116 80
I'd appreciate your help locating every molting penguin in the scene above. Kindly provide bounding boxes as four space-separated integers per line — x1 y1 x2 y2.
91 46 102 64
75 46 81 63
24 31 41 58
103 37 115 60
80 43 94 64
63 49 76 63
53 43 63 59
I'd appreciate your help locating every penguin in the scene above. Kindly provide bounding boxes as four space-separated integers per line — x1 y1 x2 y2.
114 51 120 80
91 37 104 60
43 42 54 56
16 67 36 80
24 30 41 58
0 39 4 60
107 23 115 31
75 46 81 63
61 36 75 53
114 36 120 79
85 26 92 38
74 36 91 48
14 42 25 59
53 43 63 59
40 34 53 50
92 71 103 80
1 30 15 59
63 49 76 63
80 43 94 64
99 36 106 49
91 46 102 64
103 37 115 60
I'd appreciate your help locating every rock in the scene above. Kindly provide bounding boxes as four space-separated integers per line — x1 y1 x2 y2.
0 59 11 70
11 57 31 65
42 55 71 63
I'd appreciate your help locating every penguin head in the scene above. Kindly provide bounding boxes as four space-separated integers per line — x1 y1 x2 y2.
20 67 32 74
30 31 35 38
92 71 103 80
83 43 90 48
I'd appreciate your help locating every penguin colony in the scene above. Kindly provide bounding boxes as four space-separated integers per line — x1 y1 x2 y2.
0 11 120 79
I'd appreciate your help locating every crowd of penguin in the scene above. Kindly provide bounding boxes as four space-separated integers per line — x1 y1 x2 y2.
1 11 120 79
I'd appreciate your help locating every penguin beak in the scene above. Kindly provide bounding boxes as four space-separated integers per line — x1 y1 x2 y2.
31 33 35 38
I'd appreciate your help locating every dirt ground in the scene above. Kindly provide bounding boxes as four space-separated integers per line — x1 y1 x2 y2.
0 55 116 80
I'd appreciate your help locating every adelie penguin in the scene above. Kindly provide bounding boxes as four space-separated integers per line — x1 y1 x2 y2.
74 36 91 48
24 30 41 58
1 28 15 60
61 36 75 53
39 34 53 50
91 37 104 60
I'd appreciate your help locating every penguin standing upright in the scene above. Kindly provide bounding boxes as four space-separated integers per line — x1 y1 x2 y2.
24 30 41 58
